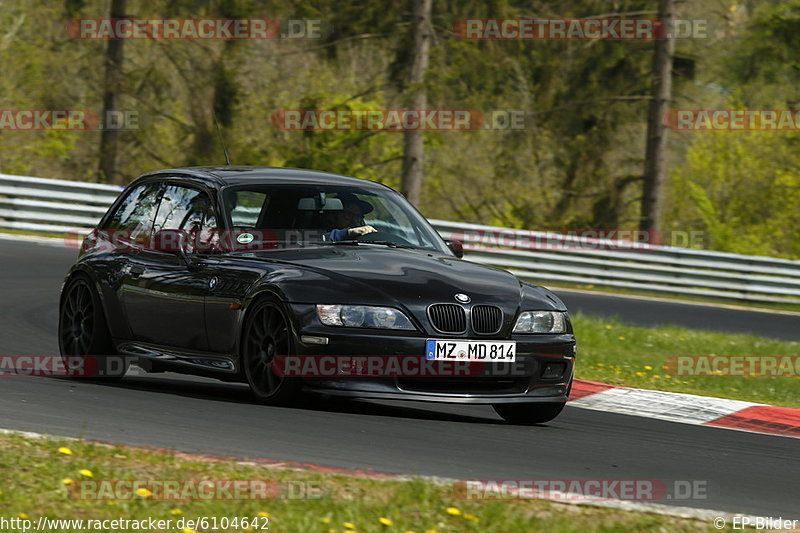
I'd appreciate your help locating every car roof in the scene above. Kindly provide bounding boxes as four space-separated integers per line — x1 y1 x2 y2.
135 166 393 191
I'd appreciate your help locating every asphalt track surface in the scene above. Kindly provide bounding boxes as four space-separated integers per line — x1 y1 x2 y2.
0 239 798 519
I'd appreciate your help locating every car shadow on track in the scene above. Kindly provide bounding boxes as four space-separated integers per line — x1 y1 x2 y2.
72 370 506 426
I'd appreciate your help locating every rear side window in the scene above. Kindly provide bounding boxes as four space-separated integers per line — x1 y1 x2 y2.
153 184 217 232
153 184 219 253
105 183 162 231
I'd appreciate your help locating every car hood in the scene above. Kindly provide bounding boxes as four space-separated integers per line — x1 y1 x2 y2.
233 245 565 312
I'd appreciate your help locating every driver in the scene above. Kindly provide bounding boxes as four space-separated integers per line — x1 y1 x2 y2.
323 192 377 242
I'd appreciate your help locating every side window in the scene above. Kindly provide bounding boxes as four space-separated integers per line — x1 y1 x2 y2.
105 183 162 232
154 184 218 253
154 185 217 232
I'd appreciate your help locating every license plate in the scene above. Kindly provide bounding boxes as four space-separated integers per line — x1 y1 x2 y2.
425 339 516 362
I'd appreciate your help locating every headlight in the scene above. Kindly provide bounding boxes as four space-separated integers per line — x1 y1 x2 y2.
316 305 415 330
513 311 567 334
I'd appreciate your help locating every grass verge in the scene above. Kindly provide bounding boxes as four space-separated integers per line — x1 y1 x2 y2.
0 227 80 240
572 313 800 408
0 434 722 533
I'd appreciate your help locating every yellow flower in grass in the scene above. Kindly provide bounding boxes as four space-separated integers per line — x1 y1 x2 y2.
18 513 30 520
320 517 332 524
57 447 72 455
135 488 153 498
379 517 393 526
463 513 480 522
79 469 93 478
604 325 613 330
425 529 439 533
446 506 461 515
169 509 183 515
343 522 356 529
61 478 74 485
643 365 653 370
182 529 197 533
257 512 270 518
617 336 626 341
635 371 647 377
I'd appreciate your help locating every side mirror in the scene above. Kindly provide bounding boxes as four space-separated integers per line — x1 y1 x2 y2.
154 229 194 268
446 239 464 258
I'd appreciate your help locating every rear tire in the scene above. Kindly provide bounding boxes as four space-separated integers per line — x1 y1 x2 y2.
493 402 565 425
58 275 128 379
242 297 301 405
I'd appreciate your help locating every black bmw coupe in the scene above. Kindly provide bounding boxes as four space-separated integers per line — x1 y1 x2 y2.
59 167 576 423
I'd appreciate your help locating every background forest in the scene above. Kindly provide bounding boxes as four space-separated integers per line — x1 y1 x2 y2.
1 0 798 258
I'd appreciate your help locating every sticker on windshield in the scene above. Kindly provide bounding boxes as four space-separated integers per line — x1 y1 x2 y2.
237 232 254 244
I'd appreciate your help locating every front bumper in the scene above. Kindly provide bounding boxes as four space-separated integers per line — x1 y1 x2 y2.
289 311 575 405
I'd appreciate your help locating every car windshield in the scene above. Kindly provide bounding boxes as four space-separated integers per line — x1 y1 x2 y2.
219 184 449 253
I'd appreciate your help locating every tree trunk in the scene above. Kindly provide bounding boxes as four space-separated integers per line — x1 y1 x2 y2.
98 0 126 184
401 0 432 205
639 0 675 241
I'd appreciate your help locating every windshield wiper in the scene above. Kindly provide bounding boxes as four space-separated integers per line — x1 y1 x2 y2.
324 240 417 249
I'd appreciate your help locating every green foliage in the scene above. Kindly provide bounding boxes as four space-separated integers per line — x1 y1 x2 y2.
0 0 797 257
667 129 800 257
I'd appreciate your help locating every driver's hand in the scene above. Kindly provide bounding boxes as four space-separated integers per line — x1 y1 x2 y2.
348 225 377 237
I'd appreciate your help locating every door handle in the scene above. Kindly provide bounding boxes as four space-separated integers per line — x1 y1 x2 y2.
129 264 146 278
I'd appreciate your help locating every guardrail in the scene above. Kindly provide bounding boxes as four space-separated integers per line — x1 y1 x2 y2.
2 173 799 305
0 174 122 234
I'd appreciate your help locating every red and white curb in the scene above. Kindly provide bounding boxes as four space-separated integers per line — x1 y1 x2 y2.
570 379 800 439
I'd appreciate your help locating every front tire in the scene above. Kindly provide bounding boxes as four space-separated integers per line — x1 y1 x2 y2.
242 297 301 405
58 275 127 379
493 402 565 425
